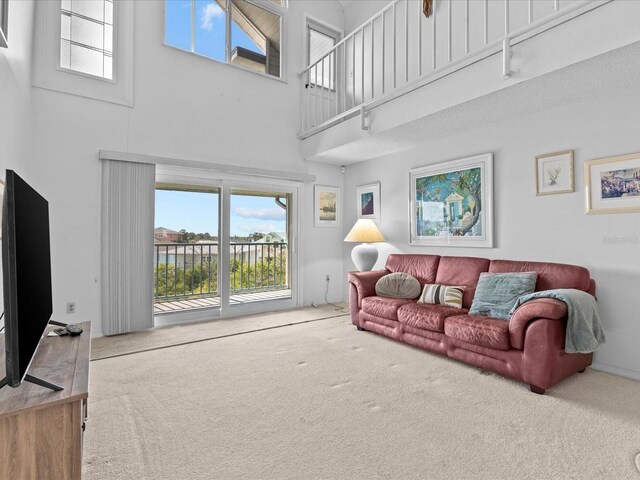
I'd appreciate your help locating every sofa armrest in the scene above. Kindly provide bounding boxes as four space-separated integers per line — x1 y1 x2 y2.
347 269 388 307
509 298 567 350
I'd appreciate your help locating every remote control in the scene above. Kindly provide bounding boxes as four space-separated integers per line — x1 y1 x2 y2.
54 327 69 336
66 324 83 336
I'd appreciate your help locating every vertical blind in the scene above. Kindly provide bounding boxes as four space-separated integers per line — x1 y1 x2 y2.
101 160 155 336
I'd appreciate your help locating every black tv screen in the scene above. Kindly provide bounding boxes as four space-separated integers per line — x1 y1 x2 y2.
2 170 53 387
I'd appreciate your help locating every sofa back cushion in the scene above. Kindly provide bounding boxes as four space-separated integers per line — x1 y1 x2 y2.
385 254 440 286
489 259 591 292
435 256 491 308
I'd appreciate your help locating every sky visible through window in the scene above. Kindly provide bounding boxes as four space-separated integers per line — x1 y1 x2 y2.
155 190 287 237
165 0 265 61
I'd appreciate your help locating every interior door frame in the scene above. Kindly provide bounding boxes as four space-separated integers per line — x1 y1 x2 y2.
154 166 301 326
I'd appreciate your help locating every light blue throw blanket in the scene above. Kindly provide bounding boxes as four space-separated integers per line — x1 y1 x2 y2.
509 289 606 354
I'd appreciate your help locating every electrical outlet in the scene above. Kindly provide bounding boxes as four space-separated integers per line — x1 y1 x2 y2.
326 274 330 282
66 302 76 314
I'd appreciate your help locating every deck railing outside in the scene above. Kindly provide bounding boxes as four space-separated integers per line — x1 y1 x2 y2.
153 242 288 303
299 0 609 138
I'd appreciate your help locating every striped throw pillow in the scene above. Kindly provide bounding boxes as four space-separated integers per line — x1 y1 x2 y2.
418 284 464 309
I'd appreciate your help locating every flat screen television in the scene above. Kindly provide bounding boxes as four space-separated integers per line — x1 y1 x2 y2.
0 170 62 391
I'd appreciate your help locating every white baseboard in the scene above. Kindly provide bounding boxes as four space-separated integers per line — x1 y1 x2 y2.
591 362 640 382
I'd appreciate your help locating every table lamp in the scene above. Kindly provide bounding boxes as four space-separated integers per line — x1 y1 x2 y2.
344 219 385 271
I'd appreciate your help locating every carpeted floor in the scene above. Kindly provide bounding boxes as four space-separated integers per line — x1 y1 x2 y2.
84 313 640 480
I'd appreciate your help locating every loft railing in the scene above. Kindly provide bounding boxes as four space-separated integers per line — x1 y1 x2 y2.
153 242 288 302
299 0 610 138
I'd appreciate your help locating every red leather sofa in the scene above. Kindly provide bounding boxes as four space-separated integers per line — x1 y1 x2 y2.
348 254 596 394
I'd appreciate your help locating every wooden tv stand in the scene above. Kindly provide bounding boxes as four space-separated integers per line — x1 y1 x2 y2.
0 321 91 480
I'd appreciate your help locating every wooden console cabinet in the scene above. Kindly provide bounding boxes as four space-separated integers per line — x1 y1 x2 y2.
0 322 91 480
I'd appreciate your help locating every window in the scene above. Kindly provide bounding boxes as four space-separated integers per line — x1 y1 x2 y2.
0 0 8 48
165 0 285 79
60 0 114 79
307 19 340 90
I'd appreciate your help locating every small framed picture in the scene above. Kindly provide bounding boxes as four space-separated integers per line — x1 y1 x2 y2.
314 185 340 227
356 182 380 220
535 150 574 196
585 152 640 214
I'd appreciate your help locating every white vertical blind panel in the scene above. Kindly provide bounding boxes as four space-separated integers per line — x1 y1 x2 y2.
102 160 155 336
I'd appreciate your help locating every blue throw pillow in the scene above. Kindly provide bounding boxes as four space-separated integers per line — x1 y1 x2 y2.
469 272 538 320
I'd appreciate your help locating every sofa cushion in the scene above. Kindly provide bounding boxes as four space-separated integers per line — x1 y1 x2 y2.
435 256 491 309
361 296 415 321
375 272 421 299
385 254 440 285
418 284 465 309
444 314 511 351
469 272 537 320
398 303 468 333
489 259 591 292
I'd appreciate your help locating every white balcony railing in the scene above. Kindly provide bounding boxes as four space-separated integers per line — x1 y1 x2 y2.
299 0 611 139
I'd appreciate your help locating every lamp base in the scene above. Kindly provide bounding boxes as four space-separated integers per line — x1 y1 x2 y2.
351 243 379 271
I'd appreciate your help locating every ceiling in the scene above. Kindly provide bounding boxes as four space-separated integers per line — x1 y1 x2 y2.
337 0 360 11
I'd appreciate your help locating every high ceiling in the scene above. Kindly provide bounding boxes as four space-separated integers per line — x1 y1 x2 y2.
337 0 359 10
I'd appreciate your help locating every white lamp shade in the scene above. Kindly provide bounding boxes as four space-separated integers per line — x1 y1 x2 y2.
344 219 385 243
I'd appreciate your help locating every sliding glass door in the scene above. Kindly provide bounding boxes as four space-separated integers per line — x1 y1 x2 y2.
229 189 292 306
153 185 221 315
153 177 298 322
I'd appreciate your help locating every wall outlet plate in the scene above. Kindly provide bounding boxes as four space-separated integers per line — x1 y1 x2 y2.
66 302 76 314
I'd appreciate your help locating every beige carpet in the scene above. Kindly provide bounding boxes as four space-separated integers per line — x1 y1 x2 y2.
91 303 348 360
84 314 640 480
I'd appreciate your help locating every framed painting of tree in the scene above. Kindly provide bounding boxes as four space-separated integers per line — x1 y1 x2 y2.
535 150 574 195
409 153 494 247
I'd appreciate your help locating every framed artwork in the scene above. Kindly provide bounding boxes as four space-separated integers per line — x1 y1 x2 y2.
409 153 494 247
314 185 340 227
535 150 574 195
356 182 380 220
585 152 640 214
0 0 7 48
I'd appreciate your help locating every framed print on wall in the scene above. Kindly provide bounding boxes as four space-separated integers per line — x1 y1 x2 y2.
535 150 574 195
314 185 340 227
409 153 494 247
585 152 640 214
356 183 380 220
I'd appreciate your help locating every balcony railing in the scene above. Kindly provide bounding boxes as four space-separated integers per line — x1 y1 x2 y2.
299 0 610 138
153 242 288 303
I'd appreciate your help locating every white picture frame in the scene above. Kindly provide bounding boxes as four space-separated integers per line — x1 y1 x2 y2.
536 150 574 196
409 153 494 247
314 185 340 227
356 182 380 220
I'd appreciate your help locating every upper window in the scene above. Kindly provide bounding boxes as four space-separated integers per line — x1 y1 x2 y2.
0 0 8 48
165 0 285 79
60 0 114 79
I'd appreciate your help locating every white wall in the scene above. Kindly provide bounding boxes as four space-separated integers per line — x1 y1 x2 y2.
342 75 640 379
0 0 36 323
26 0 347 335
0 0 35 178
